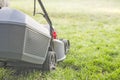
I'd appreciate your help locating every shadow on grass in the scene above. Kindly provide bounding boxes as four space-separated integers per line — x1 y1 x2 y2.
0 67 45 80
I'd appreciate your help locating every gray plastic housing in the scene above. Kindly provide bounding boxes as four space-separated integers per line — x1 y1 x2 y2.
0 8 51 64
53 39 66 61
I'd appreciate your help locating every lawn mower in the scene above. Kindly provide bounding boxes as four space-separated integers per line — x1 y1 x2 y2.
0 0 70 71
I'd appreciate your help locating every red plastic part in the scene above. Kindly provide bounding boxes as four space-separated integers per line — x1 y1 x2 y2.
52 31 57 39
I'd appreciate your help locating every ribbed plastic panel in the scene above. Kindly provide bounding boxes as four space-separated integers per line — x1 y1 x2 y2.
22 28 50 64
0 24 25 60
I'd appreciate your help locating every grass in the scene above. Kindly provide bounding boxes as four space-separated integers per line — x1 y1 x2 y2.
1 0 120 80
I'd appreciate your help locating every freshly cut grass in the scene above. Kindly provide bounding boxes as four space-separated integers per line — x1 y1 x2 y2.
0 0 120 80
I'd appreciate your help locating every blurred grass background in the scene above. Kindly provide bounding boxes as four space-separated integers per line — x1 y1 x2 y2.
0 0 120 80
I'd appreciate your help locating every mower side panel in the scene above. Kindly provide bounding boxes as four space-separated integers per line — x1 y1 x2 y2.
0 24 51 64
0 24 25 60
53 39 66 61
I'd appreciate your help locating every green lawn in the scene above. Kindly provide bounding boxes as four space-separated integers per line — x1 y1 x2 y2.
0 0 120 80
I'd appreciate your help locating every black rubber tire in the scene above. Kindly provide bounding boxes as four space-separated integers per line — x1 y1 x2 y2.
0 62 6 67
42 51 56 71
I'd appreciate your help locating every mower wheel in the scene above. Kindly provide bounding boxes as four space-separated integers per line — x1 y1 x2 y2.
42 51 56 71
0 62 7 67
